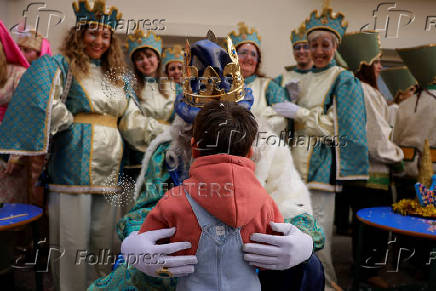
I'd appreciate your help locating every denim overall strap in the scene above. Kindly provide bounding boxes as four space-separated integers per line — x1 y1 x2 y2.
176 190 261 291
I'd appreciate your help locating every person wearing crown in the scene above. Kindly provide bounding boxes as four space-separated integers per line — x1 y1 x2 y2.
90 35 325 291
393 45 436 201
228 22 289 137
0 1 169 290
337 31 404 287
162 44 183 86
272 4 370 290
124 29 176 174
274 21 313 101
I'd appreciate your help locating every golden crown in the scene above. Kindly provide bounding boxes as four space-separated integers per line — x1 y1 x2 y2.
182 34 245 107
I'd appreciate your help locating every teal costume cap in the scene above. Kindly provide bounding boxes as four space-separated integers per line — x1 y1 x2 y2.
126 29 162 59
228 22 261 50
162 45 184 71
397 44 436 88
305 1 348 41
380 66 417 100
291 22 308 45
73 0 122 31
338 31 381 72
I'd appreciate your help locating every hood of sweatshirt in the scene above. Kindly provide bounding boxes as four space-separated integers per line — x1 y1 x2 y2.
182 154 269 228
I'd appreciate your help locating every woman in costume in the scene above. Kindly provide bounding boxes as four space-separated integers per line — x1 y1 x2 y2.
0 1 168 290
0 19 29 201
380 66 417 128
0 20 29 285
272 4 370 290
338 31 404 287
162 45 183 86
90 34 325 291
228 22 288 137
124 29 176 171
393 44 436 200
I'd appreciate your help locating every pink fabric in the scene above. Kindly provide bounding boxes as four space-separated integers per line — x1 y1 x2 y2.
40 37 52 56
0 105 7 122
0 20 29 68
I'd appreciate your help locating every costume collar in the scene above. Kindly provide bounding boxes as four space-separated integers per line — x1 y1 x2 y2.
244 74 257 84
90 58 102 66
312 59 336 73
295 67 311 74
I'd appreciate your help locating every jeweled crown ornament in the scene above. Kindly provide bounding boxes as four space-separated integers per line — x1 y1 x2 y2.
305 0 348 41
126 29 162 59
228 22 261 49
162 45 184 70
73 0 122 31
182 31 245 107
290 22 308 45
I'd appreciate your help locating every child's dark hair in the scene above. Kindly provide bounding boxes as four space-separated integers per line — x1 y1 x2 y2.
192 100 258 157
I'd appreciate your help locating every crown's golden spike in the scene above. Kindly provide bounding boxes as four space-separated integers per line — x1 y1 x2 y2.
237 22 249 35
323 0 332 10
418 139 434 187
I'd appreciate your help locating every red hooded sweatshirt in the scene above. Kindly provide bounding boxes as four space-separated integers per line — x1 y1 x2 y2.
139 153 284 255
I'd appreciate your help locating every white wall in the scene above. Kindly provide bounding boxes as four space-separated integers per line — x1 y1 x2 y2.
1 0 435 76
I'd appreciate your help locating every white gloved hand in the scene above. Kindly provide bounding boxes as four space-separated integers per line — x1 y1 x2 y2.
272 101 301 119
121 228 198 277
285 80 300 101
242 222 313 270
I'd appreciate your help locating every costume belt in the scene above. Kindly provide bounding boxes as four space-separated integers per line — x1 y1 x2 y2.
400 146 436 163
73 113 118 128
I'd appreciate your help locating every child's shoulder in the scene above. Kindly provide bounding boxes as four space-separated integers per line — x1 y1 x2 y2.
156 185 189 209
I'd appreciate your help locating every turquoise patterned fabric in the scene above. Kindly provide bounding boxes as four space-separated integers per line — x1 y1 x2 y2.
308 62 369 185
49 124 92 185
285 213 325 252
0 55 59 153
117 142 171 241
244 75 288 105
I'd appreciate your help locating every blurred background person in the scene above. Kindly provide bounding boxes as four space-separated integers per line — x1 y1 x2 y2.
272 3 370 290
229 22 288 136
124 29 176 176
338 30 404 288
380 66 418 128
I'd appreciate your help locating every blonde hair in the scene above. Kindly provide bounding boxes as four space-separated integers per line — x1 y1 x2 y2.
0 42 8 87
60 25 126 87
